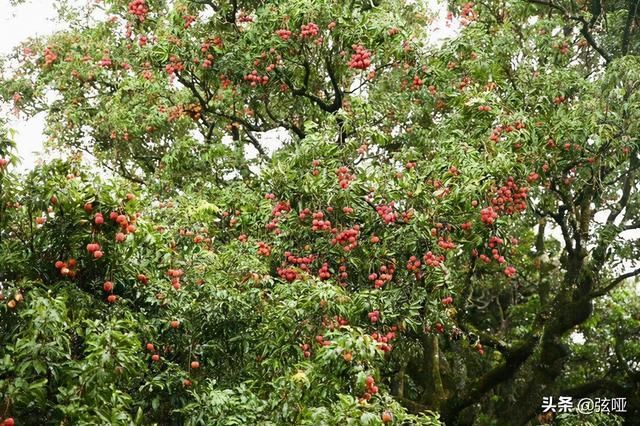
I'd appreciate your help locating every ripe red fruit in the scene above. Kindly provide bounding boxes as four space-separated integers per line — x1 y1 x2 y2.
107 294 117 303
182 379 192 387
84 202 93 213
348 44 372 70
55 260 64 269
170 320 180 329
126 193 136 201
146 343 154 352
503 265 517 278
94 214 104 225
151 354 160 362
109 211 118 221
115 232 126 243
382 411 393 423
103 281 114 292
300 22 320 38
190 361 200 369
60 267 70 276
50 195 58 205
93 250 104 259
275 29 292 40
86 243 100 253
480 206 498 225
365 376 375 386
3 418 15 426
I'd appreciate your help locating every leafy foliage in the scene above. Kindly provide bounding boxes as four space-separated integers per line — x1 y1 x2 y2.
1 0 640 425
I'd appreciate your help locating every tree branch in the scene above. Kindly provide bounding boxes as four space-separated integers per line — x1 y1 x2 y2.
213 109 265 133
278 57 341 113
262 96 305 139
561 378 628 398
458 321 510 354
243 128 267 157
622 0 640 55
175 72 212 129
549 204 575 255
441 335 539 422
606 155 638 225
590 266 640 298
525 0 612 63
623 222 640 231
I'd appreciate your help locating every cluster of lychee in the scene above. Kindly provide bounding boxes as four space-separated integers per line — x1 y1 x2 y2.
317 262 331 280
490 177 528 215
376 202 398 224
257 241 271 256
348 44 372 70
336 166 355 189
310 211 332 232
277 267 298 282
360 375 379 401
275 29 292 41
243 70 269 86
372 328 397 353
283 251 316 271
55 258 78 277
331 225 360 252
43 46 57 66
368 264 395 289
167 268 184 290
437 236 456 250
300 22 320 38
423 251 445 268
128 0 148 21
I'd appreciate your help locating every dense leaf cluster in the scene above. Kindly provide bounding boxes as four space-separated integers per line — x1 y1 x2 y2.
1 0 639 424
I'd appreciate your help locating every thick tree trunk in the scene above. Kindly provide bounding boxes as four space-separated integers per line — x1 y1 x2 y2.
496 248 594 425
420 333 447 409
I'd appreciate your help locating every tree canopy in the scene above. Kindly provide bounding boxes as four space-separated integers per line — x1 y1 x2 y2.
1 0 639 425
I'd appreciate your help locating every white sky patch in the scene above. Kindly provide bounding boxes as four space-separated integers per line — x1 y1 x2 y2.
426 0 461 45
570 331 585 345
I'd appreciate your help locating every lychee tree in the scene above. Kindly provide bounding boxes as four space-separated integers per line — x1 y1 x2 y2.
1 0 640 425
